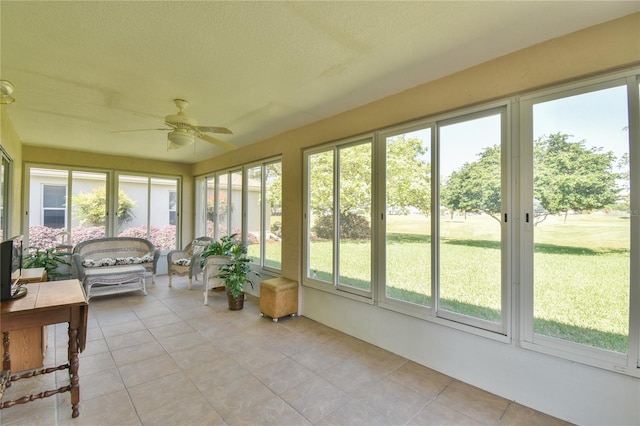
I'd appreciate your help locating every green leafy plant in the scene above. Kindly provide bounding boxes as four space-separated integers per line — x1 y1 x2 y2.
22 246 71 279
200 234 237 266
216 243 258 298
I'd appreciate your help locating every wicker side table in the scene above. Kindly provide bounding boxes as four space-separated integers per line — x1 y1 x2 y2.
259 277 298 322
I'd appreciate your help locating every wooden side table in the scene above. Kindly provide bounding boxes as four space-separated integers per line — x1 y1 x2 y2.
1 280 88 418
11 268 48 372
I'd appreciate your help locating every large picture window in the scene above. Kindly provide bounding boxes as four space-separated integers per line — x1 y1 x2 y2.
196 157 282 271
521 72 638 371
305 138 373 299
437 109 508 333
304 106 509 334
25 165 180 251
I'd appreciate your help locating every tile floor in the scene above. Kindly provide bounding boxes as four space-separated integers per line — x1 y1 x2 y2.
1 275 571 425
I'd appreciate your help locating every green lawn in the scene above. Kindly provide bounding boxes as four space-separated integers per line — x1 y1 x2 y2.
303 213 631 353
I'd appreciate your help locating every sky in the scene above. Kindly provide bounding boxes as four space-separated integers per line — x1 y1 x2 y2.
392 83 631 178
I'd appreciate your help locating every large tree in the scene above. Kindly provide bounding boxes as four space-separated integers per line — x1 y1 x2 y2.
440 145 502 223
534 133 619 222
385 135 431 215
441 133 620 225
308 137 430 239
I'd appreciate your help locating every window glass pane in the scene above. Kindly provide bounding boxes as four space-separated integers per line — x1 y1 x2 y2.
117 175 149 238
308 150 334 283
43 209 65 228
265 162 282 269
149 177 177 250
206 177 216 238
532 85 630 353
385 129 431 306
439 114 503 324
28 168 68 248
338 142 372 291
230 170 242 236
217 174 229 237
43 185 65 208
71 171 107 245
247 166 262 265
169 191 177 225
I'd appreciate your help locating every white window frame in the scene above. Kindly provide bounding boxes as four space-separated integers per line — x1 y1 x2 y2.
519 69 640 376
303 135 375 303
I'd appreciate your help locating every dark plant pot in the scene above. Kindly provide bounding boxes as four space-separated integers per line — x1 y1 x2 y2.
227 292 244 310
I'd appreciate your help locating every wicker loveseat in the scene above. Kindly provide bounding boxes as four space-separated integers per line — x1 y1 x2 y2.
72 237 160 300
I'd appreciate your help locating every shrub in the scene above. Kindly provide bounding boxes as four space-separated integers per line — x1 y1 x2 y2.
313 212 370 240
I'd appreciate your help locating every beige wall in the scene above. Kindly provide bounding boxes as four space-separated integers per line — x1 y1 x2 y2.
193 13 640 283
1 105 23 238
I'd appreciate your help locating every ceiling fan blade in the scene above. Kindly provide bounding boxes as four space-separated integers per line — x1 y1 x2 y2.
198 133 236 150
196 126 233 135
111 128 171 133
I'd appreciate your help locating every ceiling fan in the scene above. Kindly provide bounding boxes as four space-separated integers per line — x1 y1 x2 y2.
114 99 235 150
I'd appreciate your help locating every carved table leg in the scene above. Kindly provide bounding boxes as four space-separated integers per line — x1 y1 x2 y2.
2 332 10 389
68 326 80 418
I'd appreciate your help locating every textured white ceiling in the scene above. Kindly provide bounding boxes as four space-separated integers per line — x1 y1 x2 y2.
1 1 638 163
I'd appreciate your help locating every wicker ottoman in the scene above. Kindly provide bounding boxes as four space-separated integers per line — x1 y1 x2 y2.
83 265 147 301
259 277 298 322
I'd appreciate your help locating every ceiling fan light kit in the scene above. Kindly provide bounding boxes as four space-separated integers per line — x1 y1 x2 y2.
114 98 235 151
0 80 16 104
167 129 195 149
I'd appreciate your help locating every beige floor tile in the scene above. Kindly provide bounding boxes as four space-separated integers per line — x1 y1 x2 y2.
350 376 431 425
105 329 156 351
118 353 181 387
436 380 510 424
110 340 166 367
318 357 383 393
169 341 226 370
148 320 196 339
139 311 183 328
127 371 201 415
233 345 287 373
252 357 315 394
290 341 349 373
388 360 453 398
408 400 483 425
157 329 208 352
187 356 251 392
57 389 141 426
280 375 352 424
500 402 574 426
77 368 126 401
316 398 394 426
205 374 276 419
100 319 147 338
225 395 312 426
95 310 139 327
77 350 117 376
139 393 226 426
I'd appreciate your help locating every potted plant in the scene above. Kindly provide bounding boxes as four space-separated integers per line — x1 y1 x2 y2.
23 246 71 281
200 234 236 261
201 234 258 310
